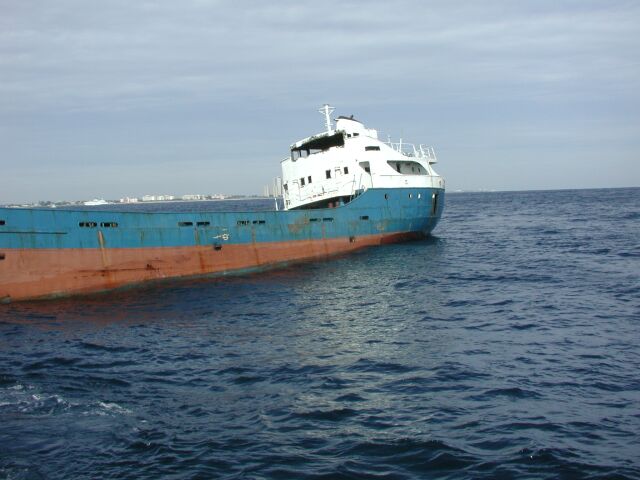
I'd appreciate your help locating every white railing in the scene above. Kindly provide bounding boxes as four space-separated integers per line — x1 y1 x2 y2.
350 172 373 198
385 141 437 162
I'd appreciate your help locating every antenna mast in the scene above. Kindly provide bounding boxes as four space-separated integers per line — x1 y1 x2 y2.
318 104 335 132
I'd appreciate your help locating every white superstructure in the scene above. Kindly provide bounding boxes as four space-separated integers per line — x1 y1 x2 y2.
281 105 445 210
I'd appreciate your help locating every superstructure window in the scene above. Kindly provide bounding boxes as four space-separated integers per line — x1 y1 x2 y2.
100 222 118 228
308 176 312 183
365 146 380 151
343 167 349 174
252 220 266 225
197 221 210 226
178 221 193 227
237 220 250 226
0 253 5 260
326 170 331 179
291 132 345 160
0 220 5 226
387 160 428 175
300 177 306 186
283 183 288 192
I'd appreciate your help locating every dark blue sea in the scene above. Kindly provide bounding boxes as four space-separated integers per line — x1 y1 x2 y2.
1 188 639 480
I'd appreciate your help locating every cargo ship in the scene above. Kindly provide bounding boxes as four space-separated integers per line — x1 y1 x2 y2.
0 106 445 302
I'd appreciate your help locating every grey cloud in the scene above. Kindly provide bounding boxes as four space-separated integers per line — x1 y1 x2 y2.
0 0 638 202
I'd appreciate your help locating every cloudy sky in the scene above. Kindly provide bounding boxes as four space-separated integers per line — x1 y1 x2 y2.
1 0 639 203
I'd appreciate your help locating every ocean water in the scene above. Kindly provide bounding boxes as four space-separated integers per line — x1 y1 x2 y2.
1 188 639 480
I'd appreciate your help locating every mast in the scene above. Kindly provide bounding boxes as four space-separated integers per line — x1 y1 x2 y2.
318 104 335 133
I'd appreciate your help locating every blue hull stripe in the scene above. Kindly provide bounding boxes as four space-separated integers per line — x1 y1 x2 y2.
0 188 444 250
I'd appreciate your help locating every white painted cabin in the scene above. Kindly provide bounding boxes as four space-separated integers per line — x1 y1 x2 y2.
281 107 444 210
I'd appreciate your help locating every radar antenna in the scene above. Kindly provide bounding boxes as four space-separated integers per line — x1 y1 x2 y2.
318 104 335 132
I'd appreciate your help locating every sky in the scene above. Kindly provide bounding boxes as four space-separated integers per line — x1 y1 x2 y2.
1 0 639 203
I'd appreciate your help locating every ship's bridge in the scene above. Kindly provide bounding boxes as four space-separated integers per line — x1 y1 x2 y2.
280 105 444 210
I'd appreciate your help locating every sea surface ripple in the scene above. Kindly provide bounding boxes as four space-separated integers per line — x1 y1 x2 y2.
1 188 639 479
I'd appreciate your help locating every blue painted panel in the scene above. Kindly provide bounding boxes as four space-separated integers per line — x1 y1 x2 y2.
0 188 444 250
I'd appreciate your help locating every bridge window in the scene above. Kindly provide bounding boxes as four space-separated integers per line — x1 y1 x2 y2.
291 132 345 160
360 215 369 220
79 222 97 228
365 146 380 151
178 221 193 227
100 222 118 228
237 220 250 226
197 221 210 226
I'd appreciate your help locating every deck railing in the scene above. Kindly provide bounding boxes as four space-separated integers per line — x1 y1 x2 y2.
385 142 437 162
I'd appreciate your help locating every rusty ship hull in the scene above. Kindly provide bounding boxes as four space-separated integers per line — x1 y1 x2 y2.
0 187 444 302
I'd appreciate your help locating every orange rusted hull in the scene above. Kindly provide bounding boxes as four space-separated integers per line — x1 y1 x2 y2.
0 232 421 302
